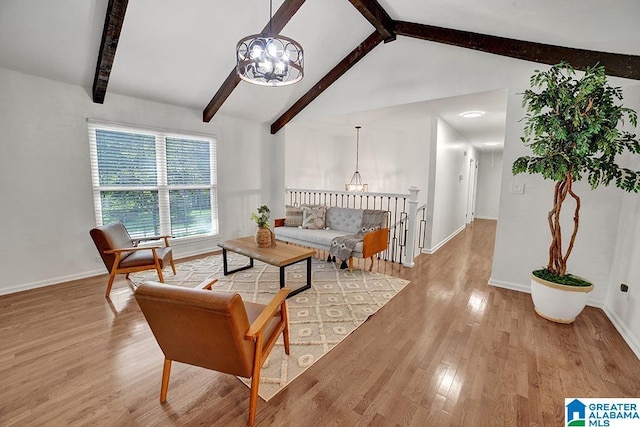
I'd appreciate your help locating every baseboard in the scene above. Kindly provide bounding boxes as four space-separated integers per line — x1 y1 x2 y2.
422 224 466 254
475 215 498 221
0 248 218 297
0 268 106 296
488 277 531 293
602 307 640 360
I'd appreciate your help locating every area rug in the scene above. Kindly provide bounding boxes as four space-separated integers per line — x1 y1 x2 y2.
130 253 410 401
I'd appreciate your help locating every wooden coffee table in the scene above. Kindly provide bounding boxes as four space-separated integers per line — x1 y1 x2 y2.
218 236 315 298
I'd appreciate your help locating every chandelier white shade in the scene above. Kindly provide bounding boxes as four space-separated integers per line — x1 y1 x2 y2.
236 1 304 87
345 126 368 192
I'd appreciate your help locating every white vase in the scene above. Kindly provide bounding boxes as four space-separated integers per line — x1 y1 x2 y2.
530 273 593 323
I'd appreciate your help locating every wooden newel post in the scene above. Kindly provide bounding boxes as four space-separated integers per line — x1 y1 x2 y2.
403 186 420 268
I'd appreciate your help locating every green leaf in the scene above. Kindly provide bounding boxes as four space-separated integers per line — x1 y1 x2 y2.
513 62 640 192
512 157 530 174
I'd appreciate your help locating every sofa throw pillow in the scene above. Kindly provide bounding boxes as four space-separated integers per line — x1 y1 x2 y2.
284 205 303 227
302 205 326 229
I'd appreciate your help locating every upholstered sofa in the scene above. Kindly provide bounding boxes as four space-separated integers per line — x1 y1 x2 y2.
274 206 388 271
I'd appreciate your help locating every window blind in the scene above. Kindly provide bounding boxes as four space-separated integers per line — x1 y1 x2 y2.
88 121 218 239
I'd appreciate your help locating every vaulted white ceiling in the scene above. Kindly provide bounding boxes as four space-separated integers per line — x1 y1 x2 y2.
1 0 639 148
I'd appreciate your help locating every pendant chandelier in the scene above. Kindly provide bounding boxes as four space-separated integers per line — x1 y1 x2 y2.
236 0 304 87
345 126 368 192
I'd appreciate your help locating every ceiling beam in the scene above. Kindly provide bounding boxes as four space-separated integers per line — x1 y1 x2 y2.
396 21 640 81
347 0 396 42
271 31 384 134
92 0 129 104
202 71 242 123
202 0 306 122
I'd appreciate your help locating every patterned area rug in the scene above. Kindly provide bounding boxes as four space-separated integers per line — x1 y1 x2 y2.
130 253 410 401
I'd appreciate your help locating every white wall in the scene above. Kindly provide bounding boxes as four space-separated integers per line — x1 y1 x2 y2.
605 85 640 358
0 66 272 295
283 119 430 201
607 185 640 358
426 118 476 252
475 150 503 220
283 123 350 192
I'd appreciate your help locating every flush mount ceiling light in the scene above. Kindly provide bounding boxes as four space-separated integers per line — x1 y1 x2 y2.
459 111 485 118
345 126 368 192
236 0 304 87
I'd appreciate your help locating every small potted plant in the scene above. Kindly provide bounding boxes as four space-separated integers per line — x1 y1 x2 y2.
513 62 640 323
251 205 273 248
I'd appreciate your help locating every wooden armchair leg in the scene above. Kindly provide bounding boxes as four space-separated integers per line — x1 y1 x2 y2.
281 303 290 355
169 258 177 275
106 269 118 298
348 257 354 272
248 369 261 427
156 265 165 283
369 256 374 271
249 339 264 427
152 251 165 283
160 358 172 403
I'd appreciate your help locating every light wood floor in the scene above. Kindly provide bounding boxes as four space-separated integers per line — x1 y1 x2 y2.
1 219 638 426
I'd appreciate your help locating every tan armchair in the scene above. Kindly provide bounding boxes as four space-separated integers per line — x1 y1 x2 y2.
134 281 290 427
90 221 176 297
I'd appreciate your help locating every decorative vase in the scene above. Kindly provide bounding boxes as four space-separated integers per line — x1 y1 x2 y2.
255 227 271 248
530 273 594 323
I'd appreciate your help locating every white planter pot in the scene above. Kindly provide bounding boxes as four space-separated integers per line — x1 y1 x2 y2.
530 273 594 324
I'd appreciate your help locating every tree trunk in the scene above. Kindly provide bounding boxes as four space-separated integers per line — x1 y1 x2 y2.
547 172 581 276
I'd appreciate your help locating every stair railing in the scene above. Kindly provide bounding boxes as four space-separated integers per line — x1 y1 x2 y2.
284 187 423 267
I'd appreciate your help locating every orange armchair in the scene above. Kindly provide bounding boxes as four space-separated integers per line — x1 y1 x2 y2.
90 221 176 297
134 281 290 427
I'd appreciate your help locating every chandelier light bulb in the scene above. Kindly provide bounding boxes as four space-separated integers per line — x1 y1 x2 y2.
267 41 278 57
251 45 262 59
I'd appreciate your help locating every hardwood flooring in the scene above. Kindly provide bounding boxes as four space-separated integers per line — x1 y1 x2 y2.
1 219 638 426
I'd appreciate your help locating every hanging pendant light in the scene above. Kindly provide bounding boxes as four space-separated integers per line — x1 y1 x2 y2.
345 126 368 192
236 0 304 87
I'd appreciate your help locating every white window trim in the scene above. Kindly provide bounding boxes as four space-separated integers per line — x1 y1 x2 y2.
87 119 219 239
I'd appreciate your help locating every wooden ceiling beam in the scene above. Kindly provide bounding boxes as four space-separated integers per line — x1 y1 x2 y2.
270 31 384 134
202 0 306 122
347 0 396 42
265 1 394 132
92 0 129 104
396 21 640 80
202 71 242 123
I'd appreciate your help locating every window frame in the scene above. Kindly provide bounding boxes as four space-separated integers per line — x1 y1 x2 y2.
87 119 219 240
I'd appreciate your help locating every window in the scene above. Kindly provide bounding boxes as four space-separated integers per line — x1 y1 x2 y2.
88 121 218 239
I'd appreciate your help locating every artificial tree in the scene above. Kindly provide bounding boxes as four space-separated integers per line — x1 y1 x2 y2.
513 62 640 285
